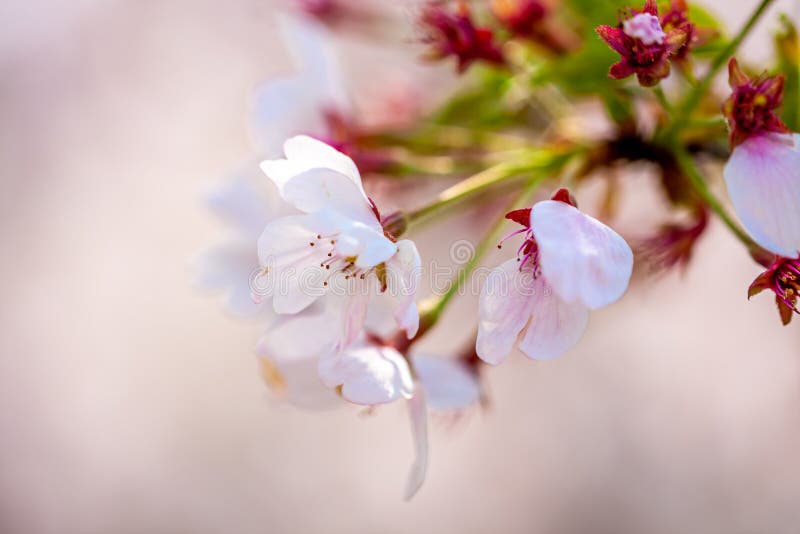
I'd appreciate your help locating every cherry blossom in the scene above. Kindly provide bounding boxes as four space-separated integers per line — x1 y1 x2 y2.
477 190 633 364
722 58 800 259
596 0 688 86
257 135 421 351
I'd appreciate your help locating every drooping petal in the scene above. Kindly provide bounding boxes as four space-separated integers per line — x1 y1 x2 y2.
532 200 633 309
723 133 800 258
476 259 537 365
414 355 480 411
257 214 332 314
517 276 590 360
317 344 414 405
404 387 428 501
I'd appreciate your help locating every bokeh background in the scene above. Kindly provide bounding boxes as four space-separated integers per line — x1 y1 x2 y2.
1 1 799 532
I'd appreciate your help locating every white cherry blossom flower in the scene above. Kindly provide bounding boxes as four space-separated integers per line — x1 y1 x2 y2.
257 135 420 350
477 192 633 364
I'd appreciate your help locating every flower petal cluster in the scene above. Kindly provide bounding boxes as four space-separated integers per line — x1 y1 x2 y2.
477 191 633 363
419 1 505 73
596 0 688 86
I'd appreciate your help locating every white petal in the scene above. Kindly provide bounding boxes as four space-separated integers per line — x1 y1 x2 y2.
724 133 800 258
257 214 332 314
317 344 414 405
353 232 398 268
476 259 537 365
532 200 633 309
517 276 589 360
205 172 279 238
382 239 421 338
413 355 480 411
283 135 362 190
256 299 339 361
192 242 265 317
404 388 429 501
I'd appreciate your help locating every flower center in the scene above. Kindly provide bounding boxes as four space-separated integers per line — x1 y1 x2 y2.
305 233 375 287
498 227 540 275
623 13 665 45
774 259 800 313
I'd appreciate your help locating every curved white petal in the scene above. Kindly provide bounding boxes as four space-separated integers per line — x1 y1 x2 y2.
517 276 589 360
476 259 537 365
404 388 428 501
724 133 800 258
532 200 633 309
414 355 480 412
317 344 414 405
258 214 333 314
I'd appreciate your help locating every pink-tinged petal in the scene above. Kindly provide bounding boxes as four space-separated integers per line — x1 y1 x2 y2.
404 388 428 501
596 25 627 56
609 60 636 80
476 259 537 365
723 133 800 258
257 214 331 314
339 291 370 350
318 344 414 405
532 200 633 309
517 276 589 360
192 241 266 317
386 239 422 338
257 354 341 411
413 355 480 411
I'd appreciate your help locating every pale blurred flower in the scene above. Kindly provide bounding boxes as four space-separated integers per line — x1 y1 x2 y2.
477 191 633 363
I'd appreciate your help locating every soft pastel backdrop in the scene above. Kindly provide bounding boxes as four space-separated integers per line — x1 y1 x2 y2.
1 1 799 532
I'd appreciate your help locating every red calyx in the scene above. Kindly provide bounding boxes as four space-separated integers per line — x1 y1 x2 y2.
596 0 688 87
748 256 800 325
723 58 790 148
419 1 506 73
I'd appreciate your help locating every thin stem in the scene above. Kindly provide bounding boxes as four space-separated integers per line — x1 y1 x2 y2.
671 145 757 250
415 176 546 336
653 86 673 113
665 0 776 139
407 147 574 224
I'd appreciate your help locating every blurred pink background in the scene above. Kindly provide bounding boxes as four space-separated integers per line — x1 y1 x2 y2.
1 1 799 532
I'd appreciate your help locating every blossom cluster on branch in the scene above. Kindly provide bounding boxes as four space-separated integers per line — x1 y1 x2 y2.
194 0 799 498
